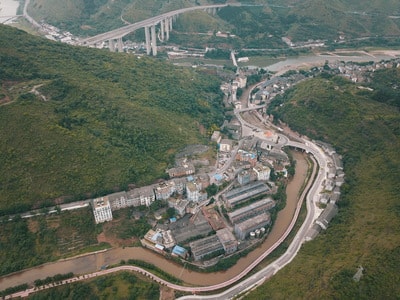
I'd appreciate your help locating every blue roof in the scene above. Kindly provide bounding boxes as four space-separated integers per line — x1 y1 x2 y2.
214 174 223 181
170 217 177 223
172 245 187 256
151 232 162 242
187 175 194 182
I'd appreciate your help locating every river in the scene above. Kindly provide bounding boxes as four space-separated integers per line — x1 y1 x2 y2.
0 151 308 290
265 50 399 75
0 0 20 23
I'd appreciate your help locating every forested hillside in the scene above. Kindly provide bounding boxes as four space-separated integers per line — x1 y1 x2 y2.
246 70 400 298
0 25 224 215
27 0 400 49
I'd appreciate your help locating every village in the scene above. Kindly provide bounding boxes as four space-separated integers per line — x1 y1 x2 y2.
89 55 400 266
11 16 400 267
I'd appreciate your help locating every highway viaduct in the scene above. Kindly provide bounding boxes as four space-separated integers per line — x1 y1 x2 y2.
79 4 229 55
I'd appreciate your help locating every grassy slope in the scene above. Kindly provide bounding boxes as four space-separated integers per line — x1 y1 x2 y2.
245 73 400 298
0 25 223 214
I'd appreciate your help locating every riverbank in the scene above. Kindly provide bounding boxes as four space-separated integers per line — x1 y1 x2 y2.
0 151 309 290
266 50 400 76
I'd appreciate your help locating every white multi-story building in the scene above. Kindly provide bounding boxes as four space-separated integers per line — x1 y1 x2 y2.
186 182 200 202
253 164 271 181
154 181 176 200
91 197 113 224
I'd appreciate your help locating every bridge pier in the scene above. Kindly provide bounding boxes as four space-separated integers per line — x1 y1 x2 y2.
117 38 123 52
160 19 165 41
151 25 157 56
164 18 169 41
145 26 151 55
81 4 229 55
108 39 115 52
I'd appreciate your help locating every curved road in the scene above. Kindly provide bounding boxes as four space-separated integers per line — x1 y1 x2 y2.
10 154 318 299
7 5 332 295
22 0 40 28
6 124 328 299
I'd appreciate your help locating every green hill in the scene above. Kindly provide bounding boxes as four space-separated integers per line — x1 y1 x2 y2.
0 25 224 215
246 71 400 298
25 0 400 50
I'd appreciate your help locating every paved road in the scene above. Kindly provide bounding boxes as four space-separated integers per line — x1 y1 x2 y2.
6 114 328 299
2 16 330 294
23 0 40 28
7 151 321 299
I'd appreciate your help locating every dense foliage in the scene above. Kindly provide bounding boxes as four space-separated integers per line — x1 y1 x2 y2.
28 272 159 300
0 25 224 215
34 273 75 287
248 70 400 298
0 284 29 298
0 208 98 276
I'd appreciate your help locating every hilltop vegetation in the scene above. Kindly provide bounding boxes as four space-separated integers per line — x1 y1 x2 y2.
245 70 400 298
0 25 224 215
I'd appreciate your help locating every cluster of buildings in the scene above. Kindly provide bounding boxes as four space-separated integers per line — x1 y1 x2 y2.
251 74 306 105
326 58 400 83
91 172 209 224
220 71 248 106
251 56 400 109
141 191 276 261
38 20 151 53
136 133 285 262
306 140 345 240
39 22 80 45
315 140 345 205
282 36 325 49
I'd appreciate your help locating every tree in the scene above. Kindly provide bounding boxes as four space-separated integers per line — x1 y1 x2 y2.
206 183 219 196
167 207 175 218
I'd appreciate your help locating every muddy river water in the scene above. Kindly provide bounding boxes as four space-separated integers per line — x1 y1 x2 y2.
0 152 308 290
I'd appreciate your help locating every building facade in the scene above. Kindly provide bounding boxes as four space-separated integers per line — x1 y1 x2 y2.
253 164 271 181
91 197 113 224
126 185 156 207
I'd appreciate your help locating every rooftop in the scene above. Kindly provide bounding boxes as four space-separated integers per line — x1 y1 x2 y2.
235 212 271 231
92 196 110 208
228 198 275 218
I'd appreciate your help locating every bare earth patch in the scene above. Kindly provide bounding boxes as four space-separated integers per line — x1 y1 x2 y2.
98 221 138 248
160 285 175 300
